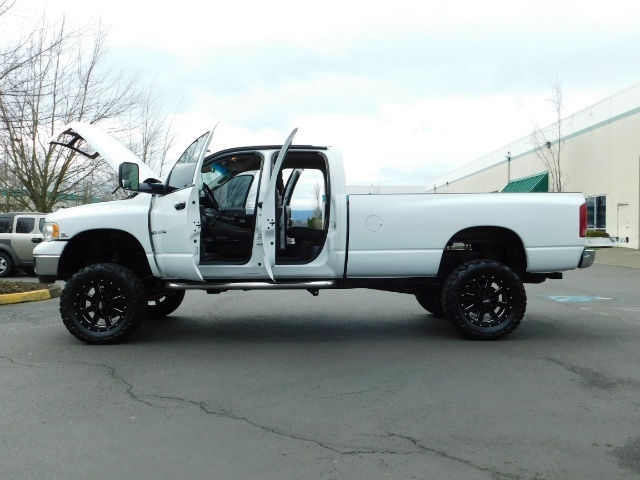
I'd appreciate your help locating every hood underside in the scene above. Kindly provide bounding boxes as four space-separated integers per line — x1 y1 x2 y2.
50 122 161 183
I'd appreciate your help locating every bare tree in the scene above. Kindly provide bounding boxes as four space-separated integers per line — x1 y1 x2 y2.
0 0 12 16
311 181 323 218
306 181 324 229
1 1 35 83
0 11 173 212
0 3 73 91
532 78 565 192
0 2 72 211
123 84 181 178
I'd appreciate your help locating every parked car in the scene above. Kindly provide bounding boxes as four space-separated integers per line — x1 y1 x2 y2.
0 212 48 277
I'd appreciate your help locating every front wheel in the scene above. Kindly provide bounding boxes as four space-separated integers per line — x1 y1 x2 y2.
60 263 147 344
442 260 526 340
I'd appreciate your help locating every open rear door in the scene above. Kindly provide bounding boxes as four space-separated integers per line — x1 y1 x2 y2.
259 128 298 281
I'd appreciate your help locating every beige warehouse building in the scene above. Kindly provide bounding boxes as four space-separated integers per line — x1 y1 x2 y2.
430 83 640 249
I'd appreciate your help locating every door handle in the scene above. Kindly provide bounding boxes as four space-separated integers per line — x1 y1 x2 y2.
174 201 186 210
31 237 43 244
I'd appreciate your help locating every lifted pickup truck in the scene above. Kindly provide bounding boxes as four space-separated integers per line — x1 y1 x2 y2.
34 122 594 344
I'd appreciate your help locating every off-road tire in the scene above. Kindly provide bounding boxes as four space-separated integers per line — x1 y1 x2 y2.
147 290 186 318
0 251 14 278
415 289 444 317
60 263 147 344
442 259 526 340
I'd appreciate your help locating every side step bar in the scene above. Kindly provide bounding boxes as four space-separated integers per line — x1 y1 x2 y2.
166 280 337 292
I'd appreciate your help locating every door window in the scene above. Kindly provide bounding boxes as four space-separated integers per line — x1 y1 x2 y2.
166 132 212 191
284 168 326 229
274 151 330 264
16 217 35 234
199 153 263 264
586 195 606 230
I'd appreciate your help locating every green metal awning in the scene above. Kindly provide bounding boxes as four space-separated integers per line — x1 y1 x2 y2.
501 172 548 193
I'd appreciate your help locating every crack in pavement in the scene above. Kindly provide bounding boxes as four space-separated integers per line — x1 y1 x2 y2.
46 360 164 409
143 392 407 456
24 359 522 478
125 392 521 478
0 355 43 368
99 363 165 409
374 433 521 480
319 387 378 399
546 357 638 391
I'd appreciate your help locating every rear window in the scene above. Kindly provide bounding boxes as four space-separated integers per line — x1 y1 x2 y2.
0 217 12 233
16 217 35 234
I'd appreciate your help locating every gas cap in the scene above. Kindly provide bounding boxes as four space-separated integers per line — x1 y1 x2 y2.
366 215 383 232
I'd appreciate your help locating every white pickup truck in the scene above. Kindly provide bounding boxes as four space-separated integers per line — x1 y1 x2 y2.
34 122 594 344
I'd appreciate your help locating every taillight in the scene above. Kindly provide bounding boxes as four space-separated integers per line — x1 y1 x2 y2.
579 203 587 237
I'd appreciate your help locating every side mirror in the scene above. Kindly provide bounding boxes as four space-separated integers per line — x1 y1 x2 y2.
119 162 139 190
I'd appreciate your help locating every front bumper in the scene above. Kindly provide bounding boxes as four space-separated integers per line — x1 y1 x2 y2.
579 249 595 268
33 240 67 282
34 255 61 282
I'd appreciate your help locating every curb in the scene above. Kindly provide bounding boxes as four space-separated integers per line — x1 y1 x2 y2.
0 284 62 305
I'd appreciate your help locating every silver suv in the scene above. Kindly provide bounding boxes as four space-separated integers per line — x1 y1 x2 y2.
0 212 48 277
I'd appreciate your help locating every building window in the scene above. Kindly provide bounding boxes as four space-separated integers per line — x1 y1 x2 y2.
586 195 606 230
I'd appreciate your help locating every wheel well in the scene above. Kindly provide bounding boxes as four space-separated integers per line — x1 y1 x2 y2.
58 229 153 281
438 227 526 279
0 245 18 264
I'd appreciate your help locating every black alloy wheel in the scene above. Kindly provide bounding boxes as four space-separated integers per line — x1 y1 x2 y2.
442 259 526 340
60 263 147 344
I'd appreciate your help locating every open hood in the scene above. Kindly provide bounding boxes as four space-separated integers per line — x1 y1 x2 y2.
50 122 161 183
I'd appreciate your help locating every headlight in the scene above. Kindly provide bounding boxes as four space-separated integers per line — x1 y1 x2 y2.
44 222 59 241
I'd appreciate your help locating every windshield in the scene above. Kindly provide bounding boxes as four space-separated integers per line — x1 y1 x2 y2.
201 164 232 190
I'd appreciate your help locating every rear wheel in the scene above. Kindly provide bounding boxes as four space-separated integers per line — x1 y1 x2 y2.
147 290 186 318
60 263 147 344
0 251 14 278
442 259 526 340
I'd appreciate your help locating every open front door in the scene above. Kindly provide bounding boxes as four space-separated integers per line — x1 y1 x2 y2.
259 128 298 281
150 129 216 281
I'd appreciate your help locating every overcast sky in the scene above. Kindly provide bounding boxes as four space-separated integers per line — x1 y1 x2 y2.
10 0 640 186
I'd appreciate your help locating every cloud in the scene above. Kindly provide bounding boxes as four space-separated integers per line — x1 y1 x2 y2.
11 0 640 188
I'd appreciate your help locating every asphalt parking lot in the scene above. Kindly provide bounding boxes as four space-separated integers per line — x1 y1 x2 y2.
1 257 640 479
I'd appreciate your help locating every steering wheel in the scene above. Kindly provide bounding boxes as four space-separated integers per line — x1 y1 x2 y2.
201 182 220 211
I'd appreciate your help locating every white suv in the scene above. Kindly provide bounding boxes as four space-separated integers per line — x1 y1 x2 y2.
0 212 47 277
